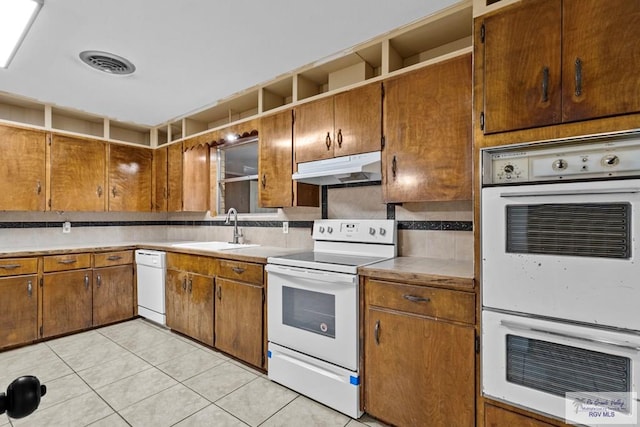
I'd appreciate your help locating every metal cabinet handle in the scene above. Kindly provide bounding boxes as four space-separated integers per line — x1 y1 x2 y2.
574 58 583 97
261 174 266 189
182 277 187 291
27 280 33 297
325 132 331 150
112 187 117 198
217 285 222 300
0 264 21 270
403 294 431 303
337 129 343 147
107 255 122 261
541 66 549 102
163 187 168 200
97 185 103 197
374 320 380 345
231 266 245 274
188 279 192 293
36 180 42 195
84 274 89 289
58 259 77 265
97 274 102 288
391 155 397 179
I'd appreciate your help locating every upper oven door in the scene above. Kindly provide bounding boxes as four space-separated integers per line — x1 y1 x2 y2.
482 179 640 330
266 264 359 371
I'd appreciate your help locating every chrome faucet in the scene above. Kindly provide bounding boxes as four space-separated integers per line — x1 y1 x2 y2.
225 207 242 244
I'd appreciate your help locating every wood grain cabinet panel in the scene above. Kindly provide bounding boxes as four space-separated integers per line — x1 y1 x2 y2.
167 143 183 212
182 143 209 212
43 253 91 273
0 274 38 350
294 97 336 163
93 264 134 326
0 257 38 277
153 146 168 211
42 269 93 338
485 404 557 427
108 144 153 212
49 134 107 212
383 53 472 202
165 269 190 337
0 124 46 211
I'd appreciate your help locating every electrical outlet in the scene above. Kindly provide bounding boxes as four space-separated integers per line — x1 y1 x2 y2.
62 221 71 233
282 221 289 234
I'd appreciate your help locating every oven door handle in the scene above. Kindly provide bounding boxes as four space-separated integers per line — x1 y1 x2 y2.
499 187 640 198
500 320 640 351
265 264 356 285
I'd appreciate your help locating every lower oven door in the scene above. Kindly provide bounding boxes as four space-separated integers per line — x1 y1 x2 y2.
483 310 640 424
266 264 358 370
482 179 640 330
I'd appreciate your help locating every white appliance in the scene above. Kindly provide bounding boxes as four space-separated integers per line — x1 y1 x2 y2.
481 133 640 424
135 249 166 325
266 219 396 419
292 151 381 185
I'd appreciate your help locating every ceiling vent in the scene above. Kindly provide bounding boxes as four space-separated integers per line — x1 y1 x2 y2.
79 51 136 75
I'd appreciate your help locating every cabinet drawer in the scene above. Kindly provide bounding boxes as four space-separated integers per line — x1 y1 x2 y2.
0 258 38 277
43 253 91 272
218 259 263 285
366 279 475 324
166 252 216 277
93 250 133 267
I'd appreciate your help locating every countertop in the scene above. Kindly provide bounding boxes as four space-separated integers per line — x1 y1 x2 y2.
359 256 474 290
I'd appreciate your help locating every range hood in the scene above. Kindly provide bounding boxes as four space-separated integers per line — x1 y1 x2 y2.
292 151 381 186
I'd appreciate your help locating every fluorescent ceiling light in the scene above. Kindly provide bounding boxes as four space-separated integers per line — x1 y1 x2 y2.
0 0 43 68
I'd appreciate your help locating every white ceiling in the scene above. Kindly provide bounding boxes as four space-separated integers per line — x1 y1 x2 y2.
0 0 459 127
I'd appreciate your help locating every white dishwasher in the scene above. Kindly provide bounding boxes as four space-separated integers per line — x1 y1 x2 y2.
135 250 166 325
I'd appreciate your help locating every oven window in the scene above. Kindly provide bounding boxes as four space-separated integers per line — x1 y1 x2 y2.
506 203 631 258
506 335 631 410
282 287 335 338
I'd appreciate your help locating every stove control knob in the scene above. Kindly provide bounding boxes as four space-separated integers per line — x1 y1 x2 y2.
318 226 325 233
503 164 515 174
552 159 568 171
327 226 333 234
379 227 386 236
602 154 620 167
369 227 376 236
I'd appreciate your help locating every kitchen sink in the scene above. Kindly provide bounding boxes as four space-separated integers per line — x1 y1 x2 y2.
171 241 259 251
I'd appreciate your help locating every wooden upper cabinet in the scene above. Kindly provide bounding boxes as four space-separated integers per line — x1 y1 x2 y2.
259 111 294 208
153 146 168 211
482 0 562 133
182 143 209 211
383 54 472 203
0 124 46 211
167 142 183 212
294 82 382 164
108 144 153 212
562 0 640 122
481 0 640 134
49 134 106 212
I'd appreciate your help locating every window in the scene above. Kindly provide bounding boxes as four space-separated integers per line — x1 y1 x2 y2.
216 137 276 215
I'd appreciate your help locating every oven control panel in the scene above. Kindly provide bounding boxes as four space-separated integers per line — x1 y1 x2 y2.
313 219 396 244
483 133 640 185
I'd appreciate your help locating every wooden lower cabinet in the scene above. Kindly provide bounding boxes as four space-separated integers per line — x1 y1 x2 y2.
214 277 264 368
0 274 38 349
166 268 214 347
93 265 134 326
42 269 93 338
485 404 557 427
364 278 476 426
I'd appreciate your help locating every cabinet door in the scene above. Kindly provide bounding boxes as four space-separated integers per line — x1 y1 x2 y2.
214 278 263 367
0 275 38 349
108 144 153 212
154 146 168 211
294 97 335 163
49 135 106 211
42 270 93 338
93 265 134 326
333 83 381 157
182 144 209 212
0 125 46 211
383 54 472 203
482 0 562 133
165 269 189 336
485 404 556 427
167 142 183 212
259 111 294 208
562 0 640 122
364 308 475 427
187 273 214 347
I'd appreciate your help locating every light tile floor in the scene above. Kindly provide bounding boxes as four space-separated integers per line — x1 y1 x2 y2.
0 319 388 427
